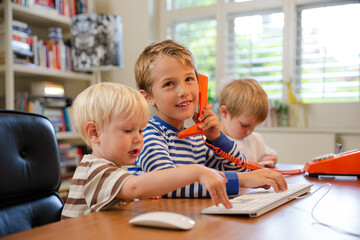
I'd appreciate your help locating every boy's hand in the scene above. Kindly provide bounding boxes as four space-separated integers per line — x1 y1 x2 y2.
248 159 264 168
259 155 278 168
195 165 232 209
193 103 221 142
237 169 287 192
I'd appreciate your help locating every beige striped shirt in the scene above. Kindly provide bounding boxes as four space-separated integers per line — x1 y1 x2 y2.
61 155 132 219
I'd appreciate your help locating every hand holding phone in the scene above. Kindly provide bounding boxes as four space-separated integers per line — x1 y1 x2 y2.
178 74 208 138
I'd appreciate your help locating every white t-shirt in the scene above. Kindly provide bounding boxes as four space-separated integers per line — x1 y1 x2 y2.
228 132 277 162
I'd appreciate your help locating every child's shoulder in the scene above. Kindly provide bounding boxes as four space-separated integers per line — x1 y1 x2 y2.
80 154 118 168
245 132 265 144
144 116 204 145
250 132 264 139
146 116 178 135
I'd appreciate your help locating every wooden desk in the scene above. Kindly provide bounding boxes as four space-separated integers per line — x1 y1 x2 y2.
3 165 360 240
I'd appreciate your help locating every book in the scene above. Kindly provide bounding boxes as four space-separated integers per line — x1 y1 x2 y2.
43 107 64 132
31 81 65 97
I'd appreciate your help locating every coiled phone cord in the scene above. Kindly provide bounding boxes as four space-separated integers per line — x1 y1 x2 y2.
202 135 304 175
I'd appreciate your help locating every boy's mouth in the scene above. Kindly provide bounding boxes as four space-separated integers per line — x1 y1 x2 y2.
176 101 191 108
129 149 139 158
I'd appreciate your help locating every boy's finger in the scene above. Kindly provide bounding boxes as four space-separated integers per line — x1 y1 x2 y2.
204 103 213 111
267 179 280 192
270 171 287 191
218 188 232 209
209 190 219 206
218 171 228 182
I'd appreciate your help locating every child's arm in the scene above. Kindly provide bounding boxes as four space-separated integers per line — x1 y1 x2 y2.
237 168 287 192
204 132 249 172
194 103 249 172
137 117 238 197
259 155 278 168
117 165 232 209
256 133 278 167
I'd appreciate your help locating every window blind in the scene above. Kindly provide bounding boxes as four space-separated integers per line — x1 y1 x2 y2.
296 3 360 103
166 0 216 10
226 12 284 100
168 18 217 99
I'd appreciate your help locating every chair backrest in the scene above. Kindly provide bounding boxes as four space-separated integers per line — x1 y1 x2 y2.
0 110 63 237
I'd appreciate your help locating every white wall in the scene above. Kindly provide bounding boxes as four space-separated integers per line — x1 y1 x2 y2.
305 103 360 129
94 0 151 90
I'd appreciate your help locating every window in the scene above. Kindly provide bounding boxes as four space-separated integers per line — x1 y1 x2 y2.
297 3 360 103
168 18 217 99
226 11 284 100
161 0 360 104
166 0 216 10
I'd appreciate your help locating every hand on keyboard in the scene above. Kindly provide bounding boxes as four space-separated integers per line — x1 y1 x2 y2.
202 183 312 217
237 169 288 192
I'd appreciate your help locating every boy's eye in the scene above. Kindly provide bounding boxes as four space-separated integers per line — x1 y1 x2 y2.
185 77 194 82
164 81 173 87
124 129 132 133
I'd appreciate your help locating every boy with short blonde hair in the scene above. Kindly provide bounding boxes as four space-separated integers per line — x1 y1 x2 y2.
130 40 286 199
61 82 233 219
219 78 278 167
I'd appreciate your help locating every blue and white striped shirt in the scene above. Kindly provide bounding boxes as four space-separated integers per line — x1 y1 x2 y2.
128 116 248 198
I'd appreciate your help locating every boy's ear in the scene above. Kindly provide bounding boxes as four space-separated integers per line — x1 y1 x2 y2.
219 105 229 118
85 121 100 144
140 90 156 107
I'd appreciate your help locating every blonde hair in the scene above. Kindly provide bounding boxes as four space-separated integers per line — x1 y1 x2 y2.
134 39 198 95
219 78 269 122
72 82 150 147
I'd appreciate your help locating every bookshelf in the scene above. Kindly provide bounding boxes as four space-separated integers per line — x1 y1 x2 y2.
0 1 96 110
0 1 95 200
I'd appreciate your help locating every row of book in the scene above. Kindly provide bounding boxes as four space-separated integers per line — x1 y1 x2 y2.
2 18 74 71
16 82 74 132
35 37 74 71
16 93 74 132
11 0 90 17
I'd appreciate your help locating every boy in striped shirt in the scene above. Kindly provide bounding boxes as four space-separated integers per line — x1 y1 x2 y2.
130 40 287 198
61 82 233 219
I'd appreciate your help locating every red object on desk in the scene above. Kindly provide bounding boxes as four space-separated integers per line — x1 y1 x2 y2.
304 149 360 176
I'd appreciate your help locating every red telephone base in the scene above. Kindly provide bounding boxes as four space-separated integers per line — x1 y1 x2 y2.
304 149 360 177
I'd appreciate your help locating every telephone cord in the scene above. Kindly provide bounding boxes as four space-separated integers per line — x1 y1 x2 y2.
202 135 304 175
292 183 360 238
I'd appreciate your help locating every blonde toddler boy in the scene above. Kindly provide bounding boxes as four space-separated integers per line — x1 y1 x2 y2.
61 82 234 219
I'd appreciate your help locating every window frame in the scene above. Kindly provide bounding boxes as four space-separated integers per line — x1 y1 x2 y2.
159 0 359 103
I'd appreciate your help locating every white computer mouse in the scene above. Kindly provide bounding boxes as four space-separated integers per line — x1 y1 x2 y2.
129 211 195 230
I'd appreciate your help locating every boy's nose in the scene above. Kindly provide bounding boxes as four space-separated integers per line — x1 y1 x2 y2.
177 83 190 97
133 132 143 143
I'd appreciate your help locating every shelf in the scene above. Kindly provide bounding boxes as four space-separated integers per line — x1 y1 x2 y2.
13 63 95 82
10 3 71 30
2 1 94 203
56 131 81 140
0 64 94 82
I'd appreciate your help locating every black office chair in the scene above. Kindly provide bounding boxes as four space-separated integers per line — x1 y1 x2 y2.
0 110 64 237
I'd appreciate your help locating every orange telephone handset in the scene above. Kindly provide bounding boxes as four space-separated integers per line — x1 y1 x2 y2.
177 73 208 138
177 74 304 175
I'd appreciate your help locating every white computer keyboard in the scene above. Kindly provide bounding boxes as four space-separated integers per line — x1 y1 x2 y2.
202 183 313 217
